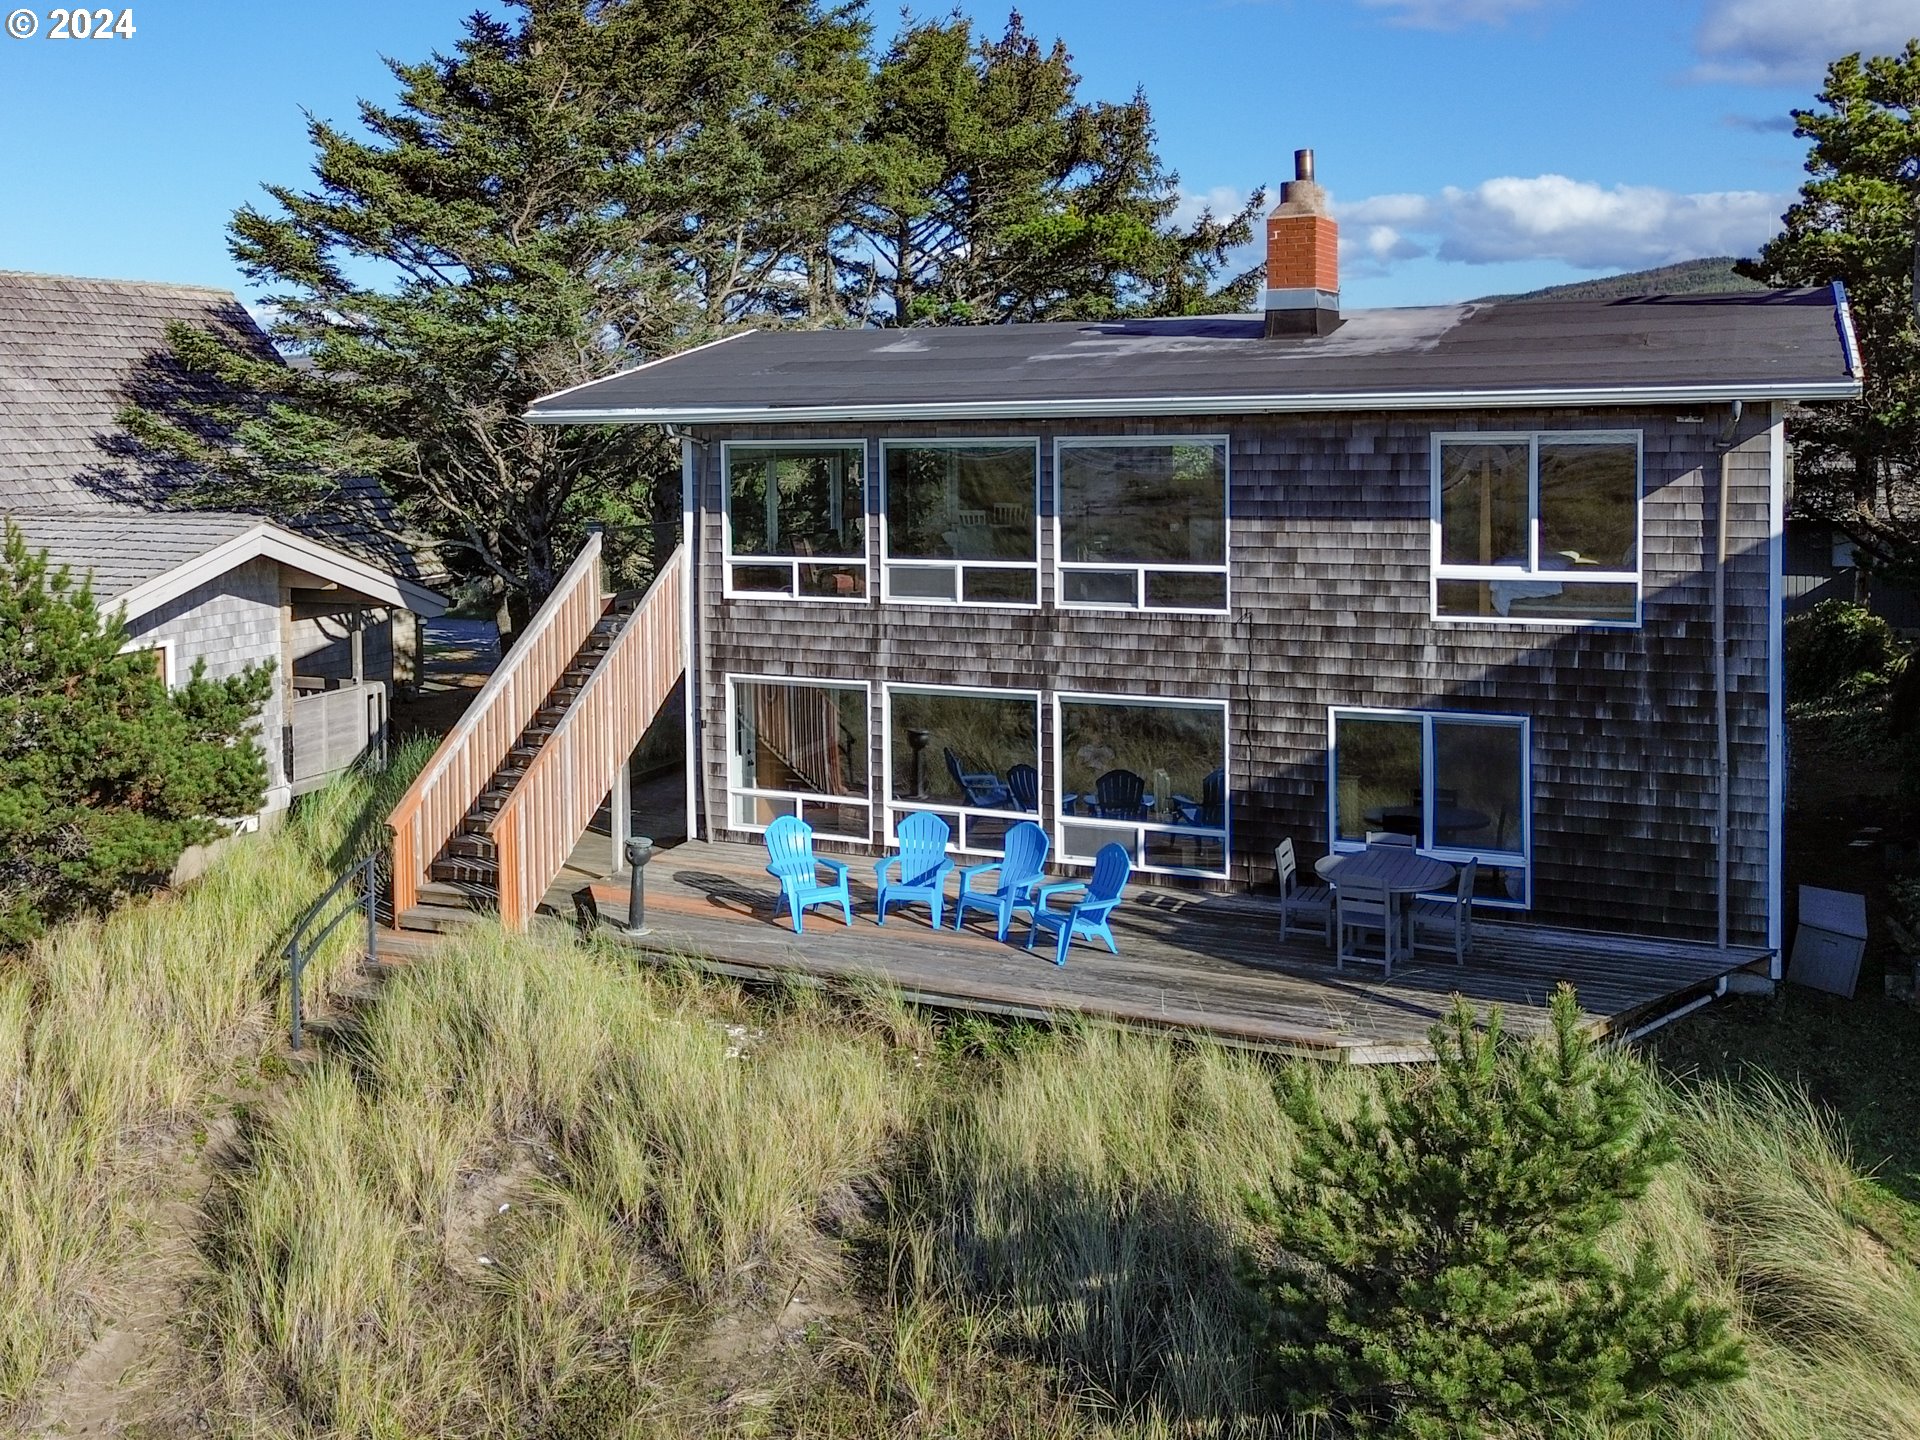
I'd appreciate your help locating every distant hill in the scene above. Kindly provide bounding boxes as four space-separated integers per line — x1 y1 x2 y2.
1477 258 1768 303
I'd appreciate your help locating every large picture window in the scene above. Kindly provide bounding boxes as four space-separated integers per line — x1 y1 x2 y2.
1432 432 1641 625
1056 694 1228 877
881 441 1039 606
729 676 871 840
724 442 867 600
885 684 1040 853
1056 438 1229 612
1328 707 1530 906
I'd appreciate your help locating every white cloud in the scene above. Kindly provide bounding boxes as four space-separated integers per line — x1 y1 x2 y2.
1357 0 1548 28
1171 185 1254 230
1333 174 1788 273
1693 0 1917 85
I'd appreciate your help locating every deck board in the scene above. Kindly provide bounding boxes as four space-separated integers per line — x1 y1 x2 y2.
496 837 1768 1063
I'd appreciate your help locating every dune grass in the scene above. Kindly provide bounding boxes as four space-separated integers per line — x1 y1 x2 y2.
0 740 432 1414
5 747 1920 1436
175 917 1920 1440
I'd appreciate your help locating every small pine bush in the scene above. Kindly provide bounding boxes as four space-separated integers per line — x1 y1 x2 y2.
1785 598 1897 702
1246 986 1744 1437
0 521 272 946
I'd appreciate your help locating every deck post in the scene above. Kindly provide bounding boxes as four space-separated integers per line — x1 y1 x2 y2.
611 754 632 875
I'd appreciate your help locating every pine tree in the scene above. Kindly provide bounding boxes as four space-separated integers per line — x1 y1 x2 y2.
841 11 1262 324
0 523 272 947
1737 40 1920 582
1245 986 1744 1437
120 0 873 632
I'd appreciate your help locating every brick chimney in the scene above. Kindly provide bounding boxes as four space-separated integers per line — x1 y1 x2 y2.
1263 149 1340 338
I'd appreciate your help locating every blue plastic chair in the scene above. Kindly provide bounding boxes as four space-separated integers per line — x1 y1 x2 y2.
1173 768 1226 827
874 811 955 927
1025 843 1132 967
953 820 1049 940
945 747 1009 808
1093 769 1148 820
762 815 852 934
1007 763 1039 813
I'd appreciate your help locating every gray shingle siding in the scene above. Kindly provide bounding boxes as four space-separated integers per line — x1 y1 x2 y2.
686 404 1779 949
124 557 289 809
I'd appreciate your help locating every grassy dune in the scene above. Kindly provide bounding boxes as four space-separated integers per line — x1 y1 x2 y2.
5 749 1920 1435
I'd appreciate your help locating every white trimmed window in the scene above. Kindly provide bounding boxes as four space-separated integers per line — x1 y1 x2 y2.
1056 693 1228 877
880 440 1039 606
1056 437 1229 612
728 676 872 840
884 683 1040 854
1431 432 1642 625
1328 707 1531 907
723 442 867 600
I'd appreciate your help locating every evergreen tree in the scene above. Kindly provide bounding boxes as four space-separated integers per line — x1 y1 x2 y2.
1245 987 1743 1437
1738 40 1920 582
841 11 1262 324
0 523 272 947
121 0 872 632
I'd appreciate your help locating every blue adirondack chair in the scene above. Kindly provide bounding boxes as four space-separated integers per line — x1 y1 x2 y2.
874 811 955 927
762 815 853 934
1093 768 1148 819
1007 763 1040 813
1025 843 1132 967
945 747 1010 808
953 820 1049 940
1173 768 1226 827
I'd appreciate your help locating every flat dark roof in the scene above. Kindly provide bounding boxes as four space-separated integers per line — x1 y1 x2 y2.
527 287 1860 425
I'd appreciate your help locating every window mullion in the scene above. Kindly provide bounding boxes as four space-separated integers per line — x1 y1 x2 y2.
1528 435 1541 574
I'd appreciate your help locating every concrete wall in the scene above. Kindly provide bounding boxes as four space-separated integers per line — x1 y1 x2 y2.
124 556 290 815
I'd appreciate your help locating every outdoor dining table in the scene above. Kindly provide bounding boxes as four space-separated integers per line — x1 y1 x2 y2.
1315 847 1460 954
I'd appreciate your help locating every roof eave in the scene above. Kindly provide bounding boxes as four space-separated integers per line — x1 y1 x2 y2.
113 522 448 621
524 378 1864 427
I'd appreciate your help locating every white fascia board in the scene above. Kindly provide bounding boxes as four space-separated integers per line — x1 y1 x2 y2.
523 379 1863 427
115 522 448 621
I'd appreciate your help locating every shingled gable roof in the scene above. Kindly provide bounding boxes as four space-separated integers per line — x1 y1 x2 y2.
0 269 427 584
524 285 1862 425
4 511 446 620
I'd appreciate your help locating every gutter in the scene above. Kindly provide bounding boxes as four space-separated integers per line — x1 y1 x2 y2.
522 379 1862 427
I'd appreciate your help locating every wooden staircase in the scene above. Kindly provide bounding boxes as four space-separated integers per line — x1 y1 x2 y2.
387 536 686 933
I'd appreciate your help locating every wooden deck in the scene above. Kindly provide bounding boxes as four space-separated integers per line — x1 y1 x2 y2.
480 836 1769 1063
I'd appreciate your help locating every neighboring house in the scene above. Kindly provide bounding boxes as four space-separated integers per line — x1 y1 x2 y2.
390 152 1859 982
1783 517 1920 630
0 270 445 818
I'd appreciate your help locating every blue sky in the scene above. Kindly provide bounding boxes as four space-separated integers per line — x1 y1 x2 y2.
0 0 1911 308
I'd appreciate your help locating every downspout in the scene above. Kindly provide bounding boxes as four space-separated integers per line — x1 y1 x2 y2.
1714 400 1743 952
668 426 702 844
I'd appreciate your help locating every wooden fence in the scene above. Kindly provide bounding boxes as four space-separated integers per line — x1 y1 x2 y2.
387 534 606 916
489 546 685 929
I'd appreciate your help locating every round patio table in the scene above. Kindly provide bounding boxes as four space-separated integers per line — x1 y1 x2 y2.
1316 847 1459 956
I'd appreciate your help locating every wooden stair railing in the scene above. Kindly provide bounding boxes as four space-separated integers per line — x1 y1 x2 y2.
488 545 686 929
388 533 608 917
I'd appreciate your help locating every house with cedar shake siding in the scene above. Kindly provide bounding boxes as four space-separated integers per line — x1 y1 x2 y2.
389 152 1860 1006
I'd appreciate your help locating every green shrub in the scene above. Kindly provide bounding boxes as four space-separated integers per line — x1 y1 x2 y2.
1786 599 1898 702
1245 988 1744 1437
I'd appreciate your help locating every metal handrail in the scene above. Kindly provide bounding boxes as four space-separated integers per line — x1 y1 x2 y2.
285 847 383 1051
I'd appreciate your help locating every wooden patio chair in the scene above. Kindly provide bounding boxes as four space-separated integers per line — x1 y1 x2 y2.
1335 872 1403 976
1275 837 1331 944
954 820 1048 940
762 815 853 934
1412 857 1478 965
875 811 955 928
